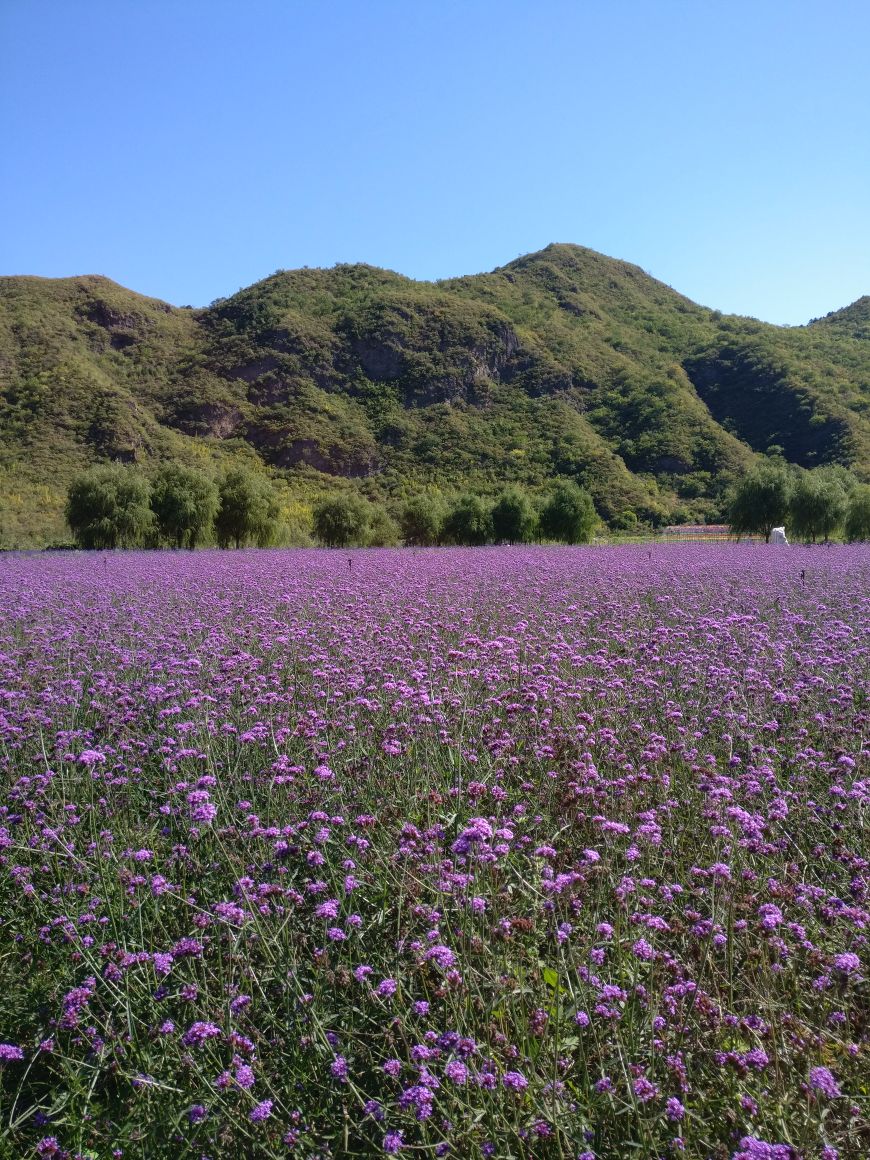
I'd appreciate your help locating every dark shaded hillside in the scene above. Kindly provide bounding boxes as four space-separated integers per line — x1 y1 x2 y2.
1 245 868 546
683 343 852 466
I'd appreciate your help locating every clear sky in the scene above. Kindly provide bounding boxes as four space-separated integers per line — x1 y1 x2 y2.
2 0 868 324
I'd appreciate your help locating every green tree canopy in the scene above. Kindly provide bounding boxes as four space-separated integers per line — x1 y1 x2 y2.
151 464 218 548
215 468 278 548
538 480 597 544
789 468 848 543
65 464 154 549
312 493 372 548
845 484 870 542
442 494 493 546
365 506 400 547
727 461 792 542
610 508 639 532
399 494 445 547
491 488 536 544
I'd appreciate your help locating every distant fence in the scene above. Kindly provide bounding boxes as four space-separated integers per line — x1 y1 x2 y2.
659 524 764 544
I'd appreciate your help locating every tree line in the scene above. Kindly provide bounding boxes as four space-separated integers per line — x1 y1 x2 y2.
65 464 278 549
317 482 596 547
728 461 870 543
63 464 600 549
62 460 870 551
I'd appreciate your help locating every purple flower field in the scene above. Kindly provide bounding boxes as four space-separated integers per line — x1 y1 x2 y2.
0 545 868 1159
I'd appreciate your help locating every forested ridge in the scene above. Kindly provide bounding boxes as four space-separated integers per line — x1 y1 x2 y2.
1 242 868 546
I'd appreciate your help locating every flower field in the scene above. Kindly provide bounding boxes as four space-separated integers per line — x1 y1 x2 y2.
1 545 868 1160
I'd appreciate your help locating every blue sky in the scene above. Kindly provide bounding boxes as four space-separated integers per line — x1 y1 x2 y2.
2 0 868 324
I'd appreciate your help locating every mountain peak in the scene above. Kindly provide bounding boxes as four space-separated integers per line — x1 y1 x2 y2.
1 245 868 548
809 295 870 337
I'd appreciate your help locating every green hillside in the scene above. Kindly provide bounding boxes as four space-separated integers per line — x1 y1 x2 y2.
1 243 868 547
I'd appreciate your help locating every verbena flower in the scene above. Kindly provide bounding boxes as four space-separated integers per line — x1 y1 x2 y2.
809 1066 841 1098
503 1070 528 1091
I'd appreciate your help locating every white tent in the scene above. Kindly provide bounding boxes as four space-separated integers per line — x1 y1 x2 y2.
770 526 789 545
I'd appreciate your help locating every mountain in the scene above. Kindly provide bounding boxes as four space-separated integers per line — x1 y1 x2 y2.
809 296 870 340
1 243 868 547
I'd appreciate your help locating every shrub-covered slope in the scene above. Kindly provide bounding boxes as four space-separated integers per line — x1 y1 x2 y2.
1 244 868 546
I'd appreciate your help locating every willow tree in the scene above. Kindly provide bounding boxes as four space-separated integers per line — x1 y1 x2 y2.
65 464 154 549
215 468 278 548
151 464 218 548
728 462 792 542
